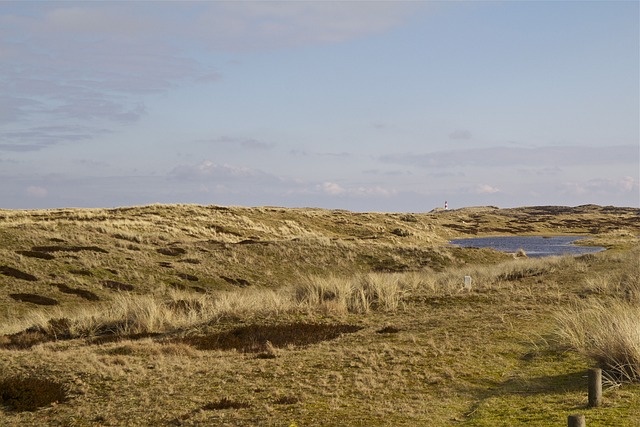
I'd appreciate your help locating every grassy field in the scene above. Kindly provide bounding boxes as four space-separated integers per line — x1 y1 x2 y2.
0 204 638 426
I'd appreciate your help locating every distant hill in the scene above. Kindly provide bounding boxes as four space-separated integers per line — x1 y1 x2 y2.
0 204 638 322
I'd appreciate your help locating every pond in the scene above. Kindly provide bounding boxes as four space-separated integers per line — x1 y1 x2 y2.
448 236 605 258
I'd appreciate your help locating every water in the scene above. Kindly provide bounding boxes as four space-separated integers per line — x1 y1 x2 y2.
449 236 605 258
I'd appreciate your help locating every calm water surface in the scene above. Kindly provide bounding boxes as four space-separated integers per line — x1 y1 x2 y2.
449 236 604 258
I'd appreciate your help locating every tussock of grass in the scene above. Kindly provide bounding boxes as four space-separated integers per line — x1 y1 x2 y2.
554 247 640 383
555 300 640 382
1 288 297 343
295 272 417 313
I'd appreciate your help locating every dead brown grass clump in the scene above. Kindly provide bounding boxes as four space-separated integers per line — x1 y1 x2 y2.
1 318 73 349
1 329 50 349
0 376 68 412
181 323 362 352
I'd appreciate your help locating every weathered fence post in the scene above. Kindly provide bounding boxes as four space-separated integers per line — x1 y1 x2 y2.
588 368 602 408
464 275 472 290
568 414 586 427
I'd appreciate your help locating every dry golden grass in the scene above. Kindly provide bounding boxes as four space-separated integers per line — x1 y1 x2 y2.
554 248 640 384
556 300 640 382
1 204 639 425
295 272 417 314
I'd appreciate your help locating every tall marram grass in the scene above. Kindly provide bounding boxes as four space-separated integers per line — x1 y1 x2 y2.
3 272 416 340
295 272 419 313
555 300 640 382
1 289 295 339
555 247 640 383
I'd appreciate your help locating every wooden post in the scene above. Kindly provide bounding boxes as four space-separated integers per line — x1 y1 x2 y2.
568 414 586 427
588 368 602 408
464 275 472 290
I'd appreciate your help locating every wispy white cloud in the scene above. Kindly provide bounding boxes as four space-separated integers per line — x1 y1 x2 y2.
449 129 472 140
192 2 419 50
317 181 395 197
362 169 409 176
381 145 639 168
319 182 345 196
561 176 639 197
0 5 213 151
474 184 501 194
0 126 112 152
198 137 276 151
170 161 269 181
26 186 48 198
1 2 419 152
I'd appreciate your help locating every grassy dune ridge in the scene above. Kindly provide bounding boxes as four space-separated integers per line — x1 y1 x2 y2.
0 204 639 425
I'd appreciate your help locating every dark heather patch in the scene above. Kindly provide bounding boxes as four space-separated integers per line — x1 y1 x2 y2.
0 377 69 412
9 293 58 306
102 280 134 291
31 245 108 254
181 323 362 352
52 283 100 301
16 250 55 260
0 266 38 281
157 247 186 256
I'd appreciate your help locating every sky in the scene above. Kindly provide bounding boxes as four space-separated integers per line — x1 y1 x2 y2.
1 1 638 212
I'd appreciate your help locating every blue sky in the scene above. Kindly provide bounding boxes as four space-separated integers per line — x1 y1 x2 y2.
1 1 638 211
